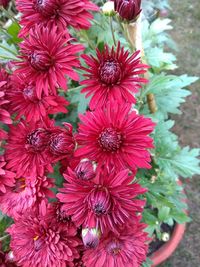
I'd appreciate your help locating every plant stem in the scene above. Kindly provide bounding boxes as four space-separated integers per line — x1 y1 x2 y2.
124 15 157 114
110 17 116 46
0 234 9 241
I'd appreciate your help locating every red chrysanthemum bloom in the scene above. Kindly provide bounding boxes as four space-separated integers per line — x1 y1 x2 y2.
57 168 146 233
0 176 55 220
7 74 69 122
0 68 12 140
81 42 148 109
15 26 84 98
5 119 53 178
47 122 75 162
7 203 81 267
82 220 148 267
16 0 99 36
75 101 155 172
114 0 141 22
0 156 15 194
0 0 10 8
74 159 96 181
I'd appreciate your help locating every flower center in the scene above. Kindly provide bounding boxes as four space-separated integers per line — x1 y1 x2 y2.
26 128 48 151
90 189 111 216
29 51 52 71
107 239 122 255
99 59 121 85
34 0 58 17
13 178 26 193
23 85 38 102
98 128 122 152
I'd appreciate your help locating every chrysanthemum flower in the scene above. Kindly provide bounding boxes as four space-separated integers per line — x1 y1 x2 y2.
15 26 84 98
0 176 55 220
0 156 15 194
57 168 146 233
0 68 12 140
47 122 75 162
82 220 148 267
74 159 96 181
81 42 148 109
7 203 81 267
7 74 69 122
16 0 99 36
114 0 142 22
5 119 53 178
75 101 155 172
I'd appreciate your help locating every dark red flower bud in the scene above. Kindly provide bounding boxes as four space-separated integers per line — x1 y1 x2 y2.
48 123 75 157
74 160 96 181
0 0 10 8
114 0 141 22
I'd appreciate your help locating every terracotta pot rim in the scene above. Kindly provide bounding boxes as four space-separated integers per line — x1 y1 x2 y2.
150 221 186 266
150 180 187 266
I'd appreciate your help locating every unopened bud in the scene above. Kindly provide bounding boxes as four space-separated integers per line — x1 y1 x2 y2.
82 228 101 249
102 1 116 16
161 232 170 242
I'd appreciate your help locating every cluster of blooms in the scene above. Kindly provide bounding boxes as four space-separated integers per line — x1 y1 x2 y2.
0 0 155 266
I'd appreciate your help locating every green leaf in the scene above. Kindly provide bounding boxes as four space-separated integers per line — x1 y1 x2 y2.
170 211 191 224
158 206 170 221
143 74 198 119
0 39 18 61
7 21 22 44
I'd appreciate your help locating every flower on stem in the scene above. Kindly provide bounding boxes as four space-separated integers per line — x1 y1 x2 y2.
0 156 15 194
114 0 142 22
57 168 146 233
0 175 55 220
81 42 148 109
5 119 53 178
7 202 81 267
16 0 99 36
82 228 100 249
15 25 84 98
7 74 69 122
75 101 155 172
82 219 148 267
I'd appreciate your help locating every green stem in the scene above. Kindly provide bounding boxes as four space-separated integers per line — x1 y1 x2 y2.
0 7 18 23
0 234 9 241
0 44 18 56
110 17 116 46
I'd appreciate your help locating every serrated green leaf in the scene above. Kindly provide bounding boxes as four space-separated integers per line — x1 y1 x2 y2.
158 206 170 221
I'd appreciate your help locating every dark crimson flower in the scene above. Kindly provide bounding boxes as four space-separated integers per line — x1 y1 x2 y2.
114 0 142 22
83 220 148 267
82 228 100 249
15 25 84 98
0 67 12 140
16 0 99 36
7 74 69 122
81 42 148 109
74 159 96 181
0 0 10 8
5 119 53 178
0 175 55 220
57 168 146 233
75 101 155 172
0 156 15 194
7 203 81 267
47 123 75 162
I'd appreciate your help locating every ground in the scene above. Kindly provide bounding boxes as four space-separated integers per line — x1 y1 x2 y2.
161 0 200 266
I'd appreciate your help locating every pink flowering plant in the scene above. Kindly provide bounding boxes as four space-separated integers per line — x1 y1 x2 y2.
0 0 199 266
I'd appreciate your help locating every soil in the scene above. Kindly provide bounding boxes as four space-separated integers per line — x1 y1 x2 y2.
160 0 200 266
148 223 175 257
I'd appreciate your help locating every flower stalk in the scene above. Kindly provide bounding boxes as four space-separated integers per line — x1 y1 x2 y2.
126 15 157 114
